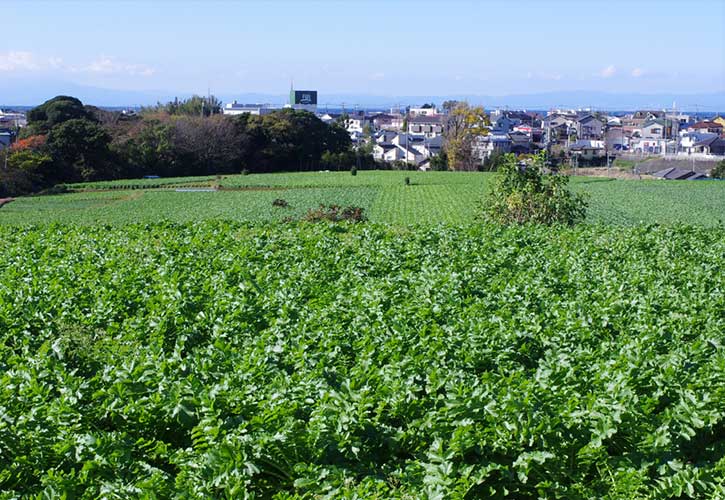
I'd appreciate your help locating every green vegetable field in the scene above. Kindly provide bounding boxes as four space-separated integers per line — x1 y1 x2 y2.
1 222 724 498
1 171 724 226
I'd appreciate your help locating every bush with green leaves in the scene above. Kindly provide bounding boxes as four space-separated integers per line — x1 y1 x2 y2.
482 153 587 225
711 159 725 179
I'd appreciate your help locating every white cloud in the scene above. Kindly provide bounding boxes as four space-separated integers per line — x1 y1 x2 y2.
631 67 645 78
0 51 154 77
0 51 41 71
526 71 562 81
82 56 155 76
369 71 385 81
599 65 617 78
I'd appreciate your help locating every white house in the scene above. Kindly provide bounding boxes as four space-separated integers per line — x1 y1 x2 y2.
631 137 667 155
473 134 511 160
344 113 370 135
679 131 718 154
223 101 276 116
373 144 403 162
409 106 439 117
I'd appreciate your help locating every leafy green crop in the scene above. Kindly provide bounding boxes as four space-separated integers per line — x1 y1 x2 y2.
0 222 723 498
1 171 723 226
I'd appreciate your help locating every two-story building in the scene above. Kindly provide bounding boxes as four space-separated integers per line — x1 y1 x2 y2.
408 115 444 138
576 115 605 140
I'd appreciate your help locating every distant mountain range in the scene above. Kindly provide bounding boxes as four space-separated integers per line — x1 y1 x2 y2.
1 78 723 112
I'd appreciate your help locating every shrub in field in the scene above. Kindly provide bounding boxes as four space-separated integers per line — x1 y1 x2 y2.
482 153 587 225
350 166 357 176
711 160 725 179
404 176 410 185
272 198 289 208
303 204 366 223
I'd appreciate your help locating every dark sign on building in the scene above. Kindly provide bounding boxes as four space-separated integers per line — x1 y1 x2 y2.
291 90 317 106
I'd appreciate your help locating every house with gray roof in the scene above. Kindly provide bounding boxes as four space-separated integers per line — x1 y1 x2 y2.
652 167 708 180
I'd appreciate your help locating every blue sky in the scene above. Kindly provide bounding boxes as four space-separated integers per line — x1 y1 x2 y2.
2 0 724 98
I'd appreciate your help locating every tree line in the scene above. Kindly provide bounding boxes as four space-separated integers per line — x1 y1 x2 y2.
0 95 358 197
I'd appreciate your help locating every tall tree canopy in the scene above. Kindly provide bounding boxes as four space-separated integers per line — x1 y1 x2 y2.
26 96 93 134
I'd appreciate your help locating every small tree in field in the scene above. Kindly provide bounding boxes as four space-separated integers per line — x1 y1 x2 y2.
711 160 725 179
482 153 587 225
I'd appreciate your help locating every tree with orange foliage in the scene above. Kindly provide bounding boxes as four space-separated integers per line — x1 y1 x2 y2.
11 135 47 151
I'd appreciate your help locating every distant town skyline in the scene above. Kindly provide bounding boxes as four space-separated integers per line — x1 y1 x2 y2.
1 0 723 102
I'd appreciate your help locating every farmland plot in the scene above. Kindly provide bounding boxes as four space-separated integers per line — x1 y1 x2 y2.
0 222 724 498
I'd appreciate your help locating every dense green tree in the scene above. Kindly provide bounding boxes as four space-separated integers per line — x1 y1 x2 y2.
0 150 54 196
144 95 223 117
9 96 357 194
231 113 269 172
25 96 92 135
46 119 112 181
113 119 176 178
259 109 352 171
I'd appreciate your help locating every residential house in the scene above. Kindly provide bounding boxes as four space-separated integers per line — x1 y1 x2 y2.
222 101 276 116
396 144 425 164
605 126 629 151
374 130 398 144
607 116 622 126
666 113 693 128
372 132 428 166
622 110 666 137
631 137 667 155
369 113 403 131
711 115 725 128
576 115 605 140
686 136 725 156
373 143 403 162
652 167 708 180
509 131 536 155
0 110 27 128
410 135 443 158
318 112 341 124
409 106 439 117
624 110 666 127
0 130 13 150
640 119 666 139
686 121 724 135
473 134 512 160
408 115 444 138
569 140 605 160
679 131 718 154
344 112 370 135
544 113 576 144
